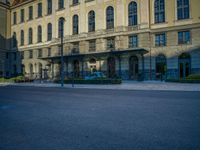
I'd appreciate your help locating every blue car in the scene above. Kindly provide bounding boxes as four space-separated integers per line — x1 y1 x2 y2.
84 72 106 80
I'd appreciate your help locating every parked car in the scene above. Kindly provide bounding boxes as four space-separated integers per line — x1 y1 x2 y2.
84 72 106 80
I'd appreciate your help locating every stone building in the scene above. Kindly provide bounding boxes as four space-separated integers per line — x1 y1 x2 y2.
4 0 200 80
0 0 12 77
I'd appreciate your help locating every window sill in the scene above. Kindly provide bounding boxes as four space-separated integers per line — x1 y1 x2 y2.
178 42 191 46
46 13 52 16
56 8 65 12
154 45 166 47
70 3 80 7
174 18 192 23
85 0 95 3
27 18 33 22
19 21 25 24
36 16 43 19
151 22 168 25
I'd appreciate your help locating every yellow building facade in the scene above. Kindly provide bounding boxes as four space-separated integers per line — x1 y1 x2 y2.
8 0 200 80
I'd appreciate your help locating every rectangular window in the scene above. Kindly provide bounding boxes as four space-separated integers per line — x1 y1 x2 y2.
21 51 24 59
20 9 24 23
47 0 52 15
178 31 191 44
129 35 138 48
107 38 115 50
72 0 79 5
29 6 33 20
89 40 96 52
29 50 33 58
58 46 61 55
58 0 64 9
72 42 79 54
155 33 166 46
38 3 42 17
13 12 17 24
38 49 42 58
48 48 51 56
177 1 190 20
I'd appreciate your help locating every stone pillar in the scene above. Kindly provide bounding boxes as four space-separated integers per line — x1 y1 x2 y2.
81 58 84 77
118 55 122 78
142 54 145 81
51 60 54 79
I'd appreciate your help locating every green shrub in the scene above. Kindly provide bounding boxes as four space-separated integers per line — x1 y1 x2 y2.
186 74 200 80
0 77 14 83
0 75 33 83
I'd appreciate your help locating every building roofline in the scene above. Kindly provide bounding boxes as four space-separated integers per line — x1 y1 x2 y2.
0 1 11 9
11 0 35 9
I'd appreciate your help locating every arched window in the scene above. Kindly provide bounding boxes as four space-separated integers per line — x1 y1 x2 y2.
58 17 65 38
28 28 33 44
106 6 114 29
128 2 137 26
12 32 17 48
58 0 64 9
47 23 52 41
88 11 95 32
73 15 79 34
37 25 42 42
154 0 165 23
47 0 52 14
177 0 190 20
20 30 24 46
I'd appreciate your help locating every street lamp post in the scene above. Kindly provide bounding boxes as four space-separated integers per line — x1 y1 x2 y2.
60 18 65 87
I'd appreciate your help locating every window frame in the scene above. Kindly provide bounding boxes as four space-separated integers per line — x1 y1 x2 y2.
88 11 95 32
154 0 165 23
178 30 191 45
106 6 114 29
155 33 166 47
177 0 190 20
128 1 138 26
73 15 79 35
129 35 138 48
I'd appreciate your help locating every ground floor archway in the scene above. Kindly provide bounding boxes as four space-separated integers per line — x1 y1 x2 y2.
179 53 191 79
156 54 167 80
107 57 116 78
129 56 139 80
73 60 80 78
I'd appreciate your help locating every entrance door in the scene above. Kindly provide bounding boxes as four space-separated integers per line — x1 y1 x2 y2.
107 57 116 78
155 54 167 80
129 56 139 80
179 53 191 79
38 63 42 79
29 64 33 78
89 58 97 73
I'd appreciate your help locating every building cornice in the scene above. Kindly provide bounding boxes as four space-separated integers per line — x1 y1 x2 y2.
0 2 10 9
11 0 35 9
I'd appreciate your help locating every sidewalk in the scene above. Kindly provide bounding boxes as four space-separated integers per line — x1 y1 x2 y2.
1 81 200 91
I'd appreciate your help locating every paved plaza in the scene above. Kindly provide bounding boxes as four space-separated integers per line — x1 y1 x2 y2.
0 86 200 150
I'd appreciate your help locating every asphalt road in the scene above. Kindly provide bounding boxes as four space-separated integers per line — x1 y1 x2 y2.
0 86 200 150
